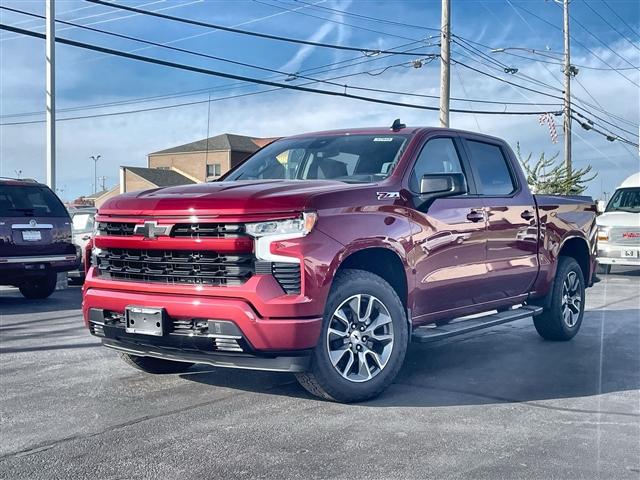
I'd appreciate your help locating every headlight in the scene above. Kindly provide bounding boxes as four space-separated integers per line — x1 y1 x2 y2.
93 220 102 237
246 212 317 238
597 226 610 242
248 212 317 264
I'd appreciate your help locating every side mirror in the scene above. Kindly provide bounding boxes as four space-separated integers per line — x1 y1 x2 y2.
416 173 467 210
420 173 467 196
596 200 606 214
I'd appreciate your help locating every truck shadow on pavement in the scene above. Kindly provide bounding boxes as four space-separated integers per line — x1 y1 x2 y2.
182 309 639 409
0 287 82 316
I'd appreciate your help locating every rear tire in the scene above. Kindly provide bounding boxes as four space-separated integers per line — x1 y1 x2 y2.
19 272 57 299
295 269 408 403
597 264 611 275
534 257 585 341
118 353 194 374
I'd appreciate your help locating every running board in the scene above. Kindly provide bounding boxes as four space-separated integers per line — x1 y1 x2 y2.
411 305 543 343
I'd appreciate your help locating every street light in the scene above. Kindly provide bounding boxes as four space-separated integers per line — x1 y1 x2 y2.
90 155 101 194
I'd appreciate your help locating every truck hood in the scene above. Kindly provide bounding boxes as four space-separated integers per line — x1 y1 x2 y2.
596 211 640 228
99 180 353 217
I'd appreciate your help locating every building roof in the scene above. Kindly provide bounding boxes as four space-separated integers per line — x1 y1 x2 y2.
125 167 196 187
150 133 268 155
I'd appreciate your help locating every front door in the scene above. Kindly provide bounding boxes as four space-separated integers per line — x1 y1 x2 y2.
407 136 489 319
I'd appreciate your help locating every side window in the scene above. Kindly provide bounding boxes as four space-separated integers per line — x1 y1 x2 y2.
409 137 464 192
465 140 516 196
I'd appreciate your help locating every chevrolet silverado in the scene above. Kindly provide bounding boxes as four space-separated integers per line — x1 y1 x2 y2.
83 125 597 402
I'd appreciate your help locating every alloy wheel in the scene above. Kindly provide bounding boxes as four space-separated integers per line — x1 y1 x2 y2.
561 271 582 328
325 294 394 383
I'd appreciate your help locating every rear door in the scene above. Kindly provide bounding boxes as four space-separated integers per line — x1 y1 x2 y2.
461 136 539 301
407 134 491 318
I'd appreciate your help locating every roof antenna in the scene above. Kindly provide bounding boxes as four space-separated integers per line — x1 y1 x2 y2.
391 118 405 131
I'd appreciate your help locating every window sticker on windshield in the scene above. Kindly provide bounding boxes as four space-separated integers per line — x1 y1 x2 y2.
373 137 394 142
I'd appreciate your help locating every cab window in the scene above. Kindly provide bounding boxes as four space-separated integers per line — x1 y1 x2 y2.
409 138 464 192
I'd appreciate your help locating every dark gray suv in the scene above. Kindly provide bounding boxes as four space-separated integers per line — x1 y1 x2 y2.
0 178 80 299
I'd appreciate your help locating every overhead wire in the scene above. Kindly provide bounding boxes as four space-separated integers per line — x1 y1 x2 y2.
85 0 433 56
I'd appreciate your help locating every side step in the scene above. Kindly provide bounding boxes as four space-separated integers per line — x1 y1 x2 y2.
411 305 543 343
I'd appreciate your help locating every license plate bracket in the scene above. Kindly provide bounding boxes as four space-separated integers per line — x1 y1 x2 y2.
125 307 167 336
22 230 42 242
622 249 639 258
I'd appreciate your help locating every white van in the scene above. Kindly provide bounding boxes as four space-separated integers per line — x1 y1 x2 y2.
597 172 640 273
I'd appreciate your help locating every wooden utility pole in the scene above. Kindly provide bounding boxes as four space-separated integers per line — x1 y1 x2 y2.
439 0 450 128
46 0 56 190
562 0 572 177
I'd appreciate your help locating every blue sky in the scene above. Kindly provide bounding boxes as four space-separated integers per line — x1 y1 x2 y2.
0 0 638 200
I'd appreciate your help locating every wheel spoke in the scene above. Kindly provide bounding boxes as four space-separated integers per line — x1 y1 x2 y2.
361 295 375 323
357 351 372 380
329 344 349 366
333 309 350 328
365 312 392 334
366 349 383 371
347 295 361 320
328 327 348 338
341 350 355 375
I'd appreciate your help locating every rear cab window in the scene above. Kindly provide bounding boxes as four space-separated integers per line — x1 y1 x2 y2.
0 185 69 217
464 140 516 196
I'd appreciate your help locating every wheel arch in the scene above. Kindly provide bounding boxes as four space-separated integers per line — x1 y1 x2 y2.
558 235 591 282
333 245 409 313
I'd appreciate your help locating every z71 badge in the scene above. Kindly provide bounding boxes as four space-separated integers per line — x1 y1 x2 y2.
376 192 400 200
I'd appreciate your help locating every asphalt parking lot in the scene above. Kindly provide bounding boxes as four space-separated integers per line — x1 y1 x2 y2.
1 270 639 480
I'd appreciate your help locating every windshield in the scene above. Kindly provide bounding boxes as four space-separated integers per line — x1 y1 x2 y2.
225 134 408 183
0 184 68 217
72 212 96 233
606 187 640 213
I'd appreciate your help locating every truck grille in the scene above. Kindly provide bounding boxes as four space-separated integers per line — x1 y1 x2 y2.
97 221 247 238
171 223 246 238
98 222 135 236
95 248 253 286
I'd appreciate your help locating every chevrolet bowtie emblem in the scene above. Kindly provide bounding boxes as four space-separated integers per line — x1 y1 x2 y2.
134 221 171 239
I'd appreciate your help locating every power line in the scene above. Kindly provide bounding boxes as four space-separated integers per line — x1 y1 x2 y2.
570 115 638 148
567 2 639 70
513 2 639 88
453 33 639 131
86 0 433 57
290 0 438 32
581 0 640 53
0 23 560 122
0 5 440 93
252 0 426 43
0 11 560 121
601 0 640 43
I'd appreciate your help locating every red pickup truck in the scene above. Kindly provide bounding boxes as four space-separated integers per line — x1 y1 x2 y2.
83 125 597 402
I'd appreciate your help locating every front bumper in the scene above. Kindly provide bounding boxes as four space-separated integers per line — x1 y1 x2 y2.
597 244 640 266
84 287 323 355
101 339 310 373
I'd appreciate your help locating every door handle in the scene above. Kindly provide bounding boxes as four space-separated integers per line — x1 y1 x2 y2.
466 210 484 222
521 210 535 221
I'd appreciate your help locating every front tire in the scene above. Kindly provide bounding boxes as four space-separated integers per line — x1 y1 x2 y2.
19 271 57 299
296 269 408 403
118 353 194 374
534 257 585 341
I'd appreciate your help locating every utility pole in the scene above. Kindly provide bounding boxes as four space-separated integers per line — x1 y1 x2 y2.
90 155 101 193
562 0 572 178
439 0 450 128
45 0 56 191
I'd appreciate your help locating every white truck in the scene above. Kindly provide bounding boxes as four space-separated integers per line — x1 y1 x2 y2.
597 172 640 273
